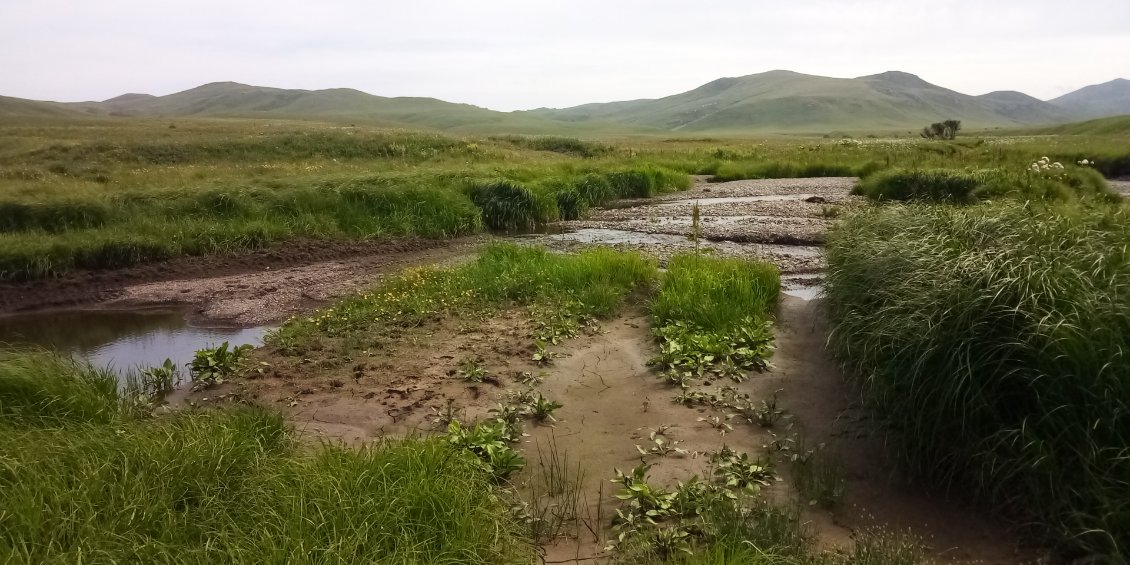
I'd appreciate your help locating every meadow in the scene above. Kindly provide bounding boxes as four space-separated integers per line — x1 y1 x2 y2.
1 118 1128 279
1 115 1129 562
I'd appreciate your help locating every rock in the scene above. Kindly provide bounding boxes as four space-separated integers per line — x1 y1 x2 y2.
804 196 828 204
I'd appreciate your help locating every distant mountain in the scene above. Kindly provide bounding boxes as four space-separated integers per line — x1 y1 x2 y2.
0 95 85 119
1050 79 1130 119
3 73 1128 134
976 91 1076 124
527 70 1086 133
56 82 618 133
1 82 648 135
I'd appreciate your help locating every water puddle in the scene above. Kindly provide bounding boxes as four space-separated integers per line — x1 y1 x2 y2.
662 194 817 206
0 308 269 383
783 285 823 301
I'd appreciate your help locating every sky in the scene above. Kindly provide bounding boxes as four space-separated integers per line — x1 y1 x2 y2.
2 0 1128 111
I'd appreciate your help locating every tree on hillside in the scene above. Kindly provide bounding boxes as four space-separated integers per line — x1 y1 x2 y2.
920 120 961 140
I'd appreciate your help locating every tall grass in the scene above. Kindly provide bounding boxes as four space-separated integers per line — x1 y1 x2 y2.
0 353 530 564
824 203 1130 560
855 167 1113 203
653 254 780 330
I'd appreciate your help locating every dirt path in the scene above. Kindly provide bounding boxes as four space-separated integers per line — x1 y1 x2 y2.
0 237 483 325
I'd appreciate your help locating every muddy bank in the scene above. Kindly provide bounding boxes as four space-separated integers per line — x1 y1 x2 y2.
0 237 482 326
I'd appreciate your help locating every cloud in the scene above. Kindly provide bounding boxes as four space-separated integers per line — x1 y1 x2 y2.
1 0 1127 109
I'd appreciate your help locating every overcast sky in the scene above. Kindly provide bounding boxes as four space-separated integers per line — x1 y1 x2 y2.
2 0 1128 111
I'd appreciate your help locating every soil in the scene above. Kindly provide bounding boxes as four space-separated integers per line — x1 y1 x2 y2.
195 294 1033 564
0 237 484 326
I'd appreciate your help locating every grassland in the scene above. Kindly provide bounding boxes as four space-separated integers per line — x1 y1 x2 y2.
1 117 1128 281
3 115 1130 561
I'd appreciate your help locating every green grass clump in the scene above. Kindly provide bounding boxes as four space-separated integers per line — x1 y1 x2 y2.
825 203 1130 560
653 254 780 331
855 167 1113 203
271 244 658 346
0 354 530 564
650 254 780 381
489 135 611 157
606 165 691 198
467 179 547 230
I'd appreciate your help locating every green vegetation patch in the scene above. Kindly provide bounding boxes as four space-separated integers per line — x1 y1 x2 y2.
650 254 780 385
0 354 530 564
825 203 1130 559
854 166 1113 203
271 243 658 350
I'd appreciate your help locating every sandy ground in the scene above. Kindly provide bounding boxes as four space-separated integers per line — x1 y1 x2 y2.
200 294 1033 564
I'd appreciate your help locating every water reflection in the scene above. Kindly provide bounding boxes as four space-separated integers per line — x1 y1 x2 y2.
0 309 268 380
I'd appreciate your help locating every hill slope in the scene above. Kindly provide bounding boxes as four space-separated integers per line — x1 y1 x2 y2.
1023 114 1130 136
527 70 1078 133
46 82 654 135
1050 78 1130 119
0 95 88 120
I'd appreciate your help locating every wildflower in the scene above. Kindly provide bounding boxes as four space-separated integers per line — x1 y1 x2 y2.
1051 162 1064 169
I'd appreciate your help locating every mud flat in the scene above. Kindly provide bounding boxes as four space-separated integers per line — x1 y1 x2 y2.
0 237 482 326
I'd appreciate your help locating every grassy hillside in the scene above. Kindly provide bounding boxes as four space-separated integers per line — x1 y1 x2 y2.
1021 114 1130 136
976 91 1076 123
527 70 1073 133
51 82 655 136
1050 78 1130 119
0 96 87 120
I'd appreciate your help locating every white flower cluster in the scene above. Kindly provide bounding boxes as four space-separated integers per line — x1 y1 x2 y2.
1029 156 1064 172
1078 158 1092 166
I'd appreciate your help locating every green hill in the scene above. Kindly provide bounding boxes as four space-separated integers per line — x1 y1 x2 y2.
0 95 88 120
1050 79 1130 119
975 91 1076 124
41 82 656 135
527 70 1077 133
1023 114 1130 136
5 73 1130 135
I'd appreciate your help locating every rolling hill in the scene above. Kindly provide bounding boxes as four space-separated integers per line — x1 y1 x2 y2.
3 82 653 135
526 70 1085 133
2 73 1128 135
1049 78 1130 119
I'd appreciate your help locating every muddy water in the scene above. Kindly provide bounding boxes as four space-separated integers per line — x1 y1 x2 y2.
0 309 268 381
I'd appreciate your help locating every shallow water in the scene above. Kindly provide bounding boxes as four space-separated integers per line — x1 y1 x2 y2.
783 285 823 301
0 308 269 381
